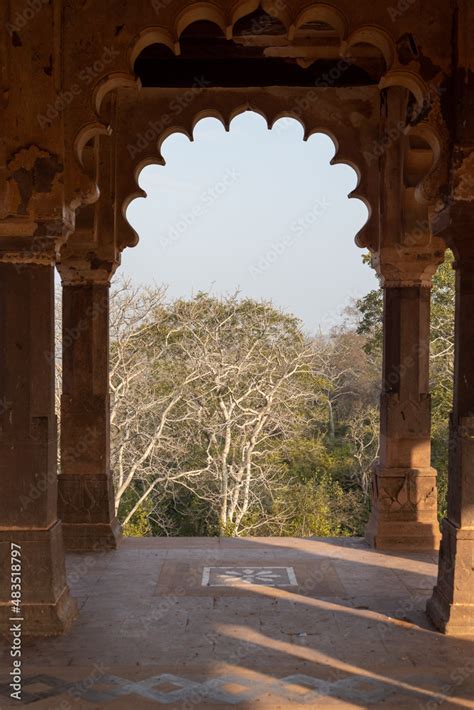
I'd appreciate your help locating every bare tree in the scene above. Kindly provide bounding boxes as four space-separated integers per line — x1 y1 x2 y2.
311 333 360 439
346 404 380 495
110 281 207 524
109 286 316 535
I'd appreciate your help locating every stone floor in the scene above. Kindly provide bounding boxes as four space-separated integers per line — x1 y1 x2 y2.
1 537 474 709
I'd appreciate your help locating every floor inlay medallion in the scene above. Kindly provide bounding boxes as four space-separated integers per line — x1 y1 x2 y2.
202 566 298 587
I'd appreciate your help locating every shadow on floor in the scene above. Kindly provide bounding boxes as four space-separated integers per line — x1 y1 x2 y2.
0 536 473 708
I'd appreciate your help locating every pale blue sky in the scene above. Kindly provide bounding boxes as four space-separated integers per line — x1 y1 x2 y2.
123 112 378 334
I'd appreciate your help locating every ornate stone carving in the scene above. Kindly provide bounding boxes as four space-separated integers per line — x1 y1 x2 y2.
377 470 437 514
108 85 381 259
53 0 453 223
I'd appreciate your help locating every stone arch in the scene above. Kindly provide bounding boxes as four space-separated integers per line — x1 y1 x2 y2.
63 5 443 226
129 28 177 66
341 26 396 70
174 3 229 44
259 0 293 34
288 3 348 41
120 105 373 254
379 70 430 115
5 0 473 644
268 111 306 134
405 124 442 202
228 0 260 32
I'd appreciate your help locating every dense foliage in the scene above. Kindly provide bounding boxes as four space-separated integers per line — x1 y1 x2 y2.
111 252 455 537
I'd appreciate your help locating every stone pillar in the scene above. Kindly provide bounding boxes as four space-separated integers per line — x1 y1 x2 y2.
366 274 440 550
58 272 121 552
427 253 474 634
0 263 77 635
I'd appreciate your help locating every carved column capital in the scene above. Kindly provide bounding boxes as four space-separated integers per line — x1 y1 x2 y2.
0 219 73 267
57 256 118 286
373 243 446 288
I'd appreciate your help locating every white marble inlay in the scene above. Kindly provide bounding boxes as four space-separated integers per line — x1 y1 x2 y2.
202 566 297 587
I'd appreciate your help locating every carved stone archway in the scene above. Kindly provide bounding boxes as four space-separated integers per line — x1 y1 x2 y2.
2 0 474 638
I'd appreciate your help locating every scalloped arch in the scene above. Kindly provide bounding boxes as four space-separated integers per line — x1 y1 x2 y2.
124 110 372 253
130 27 177 68
261 0 293 33
121 197 142 248
341 26 395 69
407 123 441 165
288 3 348 41
175 2 228 42
379 70 429 114
73 74 139 178
228 104 271 127
269 111 306 134
305 126 372 223
191 108 230 131
74 121 110 166
93 73 138 116
406 122 444 205
229 0 260 32
157 126 194 163
304 125 339 149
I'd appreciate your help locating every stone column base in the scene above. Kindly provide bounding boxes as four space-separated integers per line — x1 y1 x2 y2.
365 467 440 550
58 473 122 552
0 521 77 636
426 520 474 635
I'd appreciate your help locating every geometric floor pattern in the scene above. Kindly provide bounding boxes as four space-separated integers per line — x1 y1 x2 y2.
0 672 437 705
202 566 298 587
2 538 473 708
